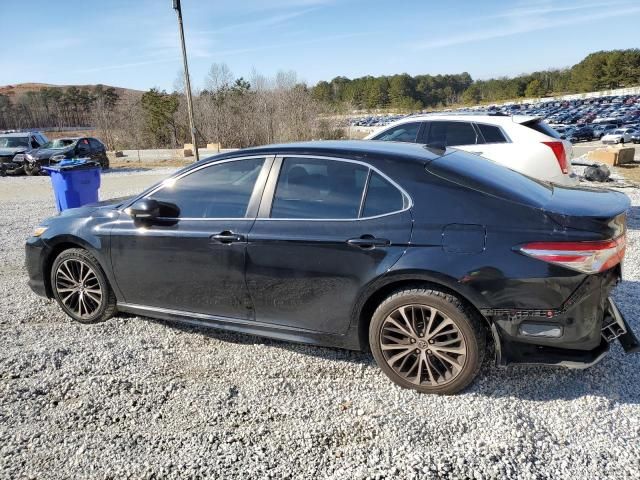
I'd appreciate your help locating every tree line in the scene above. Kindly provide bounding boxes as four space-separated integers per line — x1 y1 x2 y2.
312 49 640 109
0 49 638 150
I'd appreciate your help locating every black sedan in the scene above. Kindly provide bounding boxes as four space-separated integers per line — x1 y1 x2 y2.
568 126 594 142
23 137 109 175
25 141 638 394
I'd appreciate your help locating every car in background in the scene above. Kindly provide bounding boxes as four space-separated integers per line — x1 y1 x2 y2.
567 126 594 142
365 113 577 185
0 131 48 175
22 137 109 175
601 128 637 145
631 131 640 144
592 124 617 139
25 141 638 394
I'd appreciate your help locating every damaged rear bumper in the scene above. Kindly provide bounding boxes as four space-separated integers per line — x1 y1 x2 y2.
487 291 639 369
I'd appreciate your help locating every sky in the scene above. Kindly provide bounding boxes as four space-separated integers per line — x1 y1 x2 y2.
2 0 640 91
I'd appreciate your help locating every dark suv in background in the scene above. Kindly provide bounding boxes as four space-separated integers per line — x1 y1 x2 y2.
22 137 109 175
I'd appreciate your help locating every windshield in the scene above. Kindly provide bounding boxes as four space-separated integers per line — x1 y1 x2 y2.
42 139 77 149
0 136 29 148
613 130 624 134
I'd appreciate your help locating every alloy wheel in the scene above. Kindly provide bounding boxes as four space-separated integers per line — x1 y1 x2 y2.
54 259 103 319
380 304 467 387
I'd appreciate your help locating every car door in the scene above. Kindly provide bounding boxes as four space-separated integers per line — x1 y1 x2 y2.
88 138 104 162
110 156 272 319
76 138 91 159
245 156 413 334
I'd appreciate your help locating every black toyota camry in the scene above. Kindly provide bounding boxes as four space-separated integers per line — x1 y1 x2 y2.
25 141 638 394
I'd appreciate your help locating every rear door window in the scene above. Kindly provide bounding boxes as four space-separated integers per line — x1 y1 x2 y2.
271 158 368 219
372 122 421 143
426 121 478 146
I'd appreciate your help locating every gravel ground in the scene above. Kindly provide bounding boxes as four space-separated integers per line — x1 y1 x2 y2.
1 170 639 479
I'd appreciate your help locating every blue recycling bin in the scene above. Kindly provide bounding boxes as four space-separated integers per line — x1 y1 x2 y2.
42 160 101 212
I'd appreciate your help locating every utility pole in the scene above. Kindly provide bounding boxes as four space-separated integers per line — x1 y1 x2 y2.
172 0 199 162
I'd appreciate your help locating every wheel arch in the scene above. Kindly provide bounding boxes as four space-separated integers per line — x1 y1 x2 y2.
353 270 494 352
43 235 105 297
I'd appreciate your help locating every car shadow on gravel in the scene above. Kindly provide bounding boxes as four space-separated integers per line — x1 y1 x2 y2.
145 317 373 366
142 311 640 404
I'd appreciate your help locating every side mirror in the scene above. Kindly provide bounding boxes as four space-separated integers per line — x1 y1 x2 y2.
126 199 160 220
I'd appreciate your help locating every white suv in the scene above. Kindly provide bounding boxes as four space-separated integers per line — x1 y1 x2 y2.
365 113 577 185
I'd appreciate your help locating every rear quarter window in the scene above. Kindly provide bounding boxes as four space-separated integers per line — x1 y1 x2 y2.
476 124 507 143
523 120 561 139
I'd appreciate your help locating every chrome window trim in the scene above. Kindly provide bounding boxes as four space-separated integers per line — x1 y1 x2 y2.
120 155 274 220
260 154 413 222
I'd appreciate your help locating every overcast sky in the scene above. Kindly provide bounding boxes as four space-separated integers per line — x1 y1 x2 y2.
3 0 640 91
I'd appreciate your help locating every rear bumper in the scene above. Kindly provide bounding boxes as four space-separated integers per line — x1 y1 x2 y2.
487 272 638 368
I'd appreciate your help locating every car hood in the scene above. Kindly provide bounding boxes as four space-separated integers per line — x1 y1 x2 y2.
0 147 27 156
54 196 133 219
30 147 73 159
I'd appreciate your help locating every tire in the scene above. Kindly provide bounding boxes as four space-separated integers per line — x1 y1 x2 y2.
369 287 486 395
50 248 117 323
101 156 110 170
24 164 41 176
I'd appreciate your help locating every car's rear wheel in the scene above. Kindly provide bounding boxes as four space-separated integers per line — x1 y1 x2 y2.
50 248 116 323
369 287 485 395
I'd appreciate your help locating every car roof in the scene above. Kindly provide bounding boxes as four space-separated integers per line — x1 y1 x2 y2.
213 140 446 163
0 132 36 137
376 113 540 126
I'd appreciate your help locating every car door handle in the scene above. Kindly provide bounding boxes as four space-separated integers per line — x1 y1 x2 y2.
211 231 245 244
347 235 391 249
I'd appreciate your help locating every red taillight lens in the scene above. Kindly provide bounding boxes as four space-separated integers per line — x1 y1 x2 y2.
519 235 626 274
542 141 569 174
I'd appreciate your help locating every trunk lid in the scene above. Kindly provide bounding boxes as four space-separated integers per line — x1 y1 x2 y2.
544 185 630 237
426 150 630 237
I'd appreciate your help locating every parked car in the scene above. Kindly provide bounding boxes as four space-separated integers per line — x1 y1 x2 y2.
365 114 577 185
601 128 636 145
20 137 109 175
631 131 640 144
26 141 638 395
0 131 48 175
568 126 594 142
592 124 618 139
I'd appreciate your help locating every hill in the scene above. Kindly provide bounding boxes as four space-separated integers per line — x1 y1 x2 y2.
0 82 142 98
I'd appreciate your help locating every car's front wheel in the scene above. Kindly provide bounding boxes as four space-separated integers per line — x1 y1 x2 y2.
24 163 41 176
50 248 117 323
369 287 486 395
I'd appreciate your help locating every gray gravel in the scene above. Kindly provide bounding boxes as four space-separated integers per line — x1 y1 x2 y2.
1 169 639 479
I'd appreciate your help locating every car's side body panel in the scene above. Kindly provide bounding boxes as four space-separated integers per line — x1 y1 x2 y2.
24 141 636 368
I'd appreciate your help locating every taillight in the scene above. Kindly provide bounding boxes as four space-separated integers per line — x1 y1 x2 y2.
519 235 626 274
542 141 569 174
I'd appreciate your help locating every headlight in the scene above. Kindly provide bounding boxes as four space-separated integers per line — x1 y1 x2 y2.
32 226 48 237
51 154 65 162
